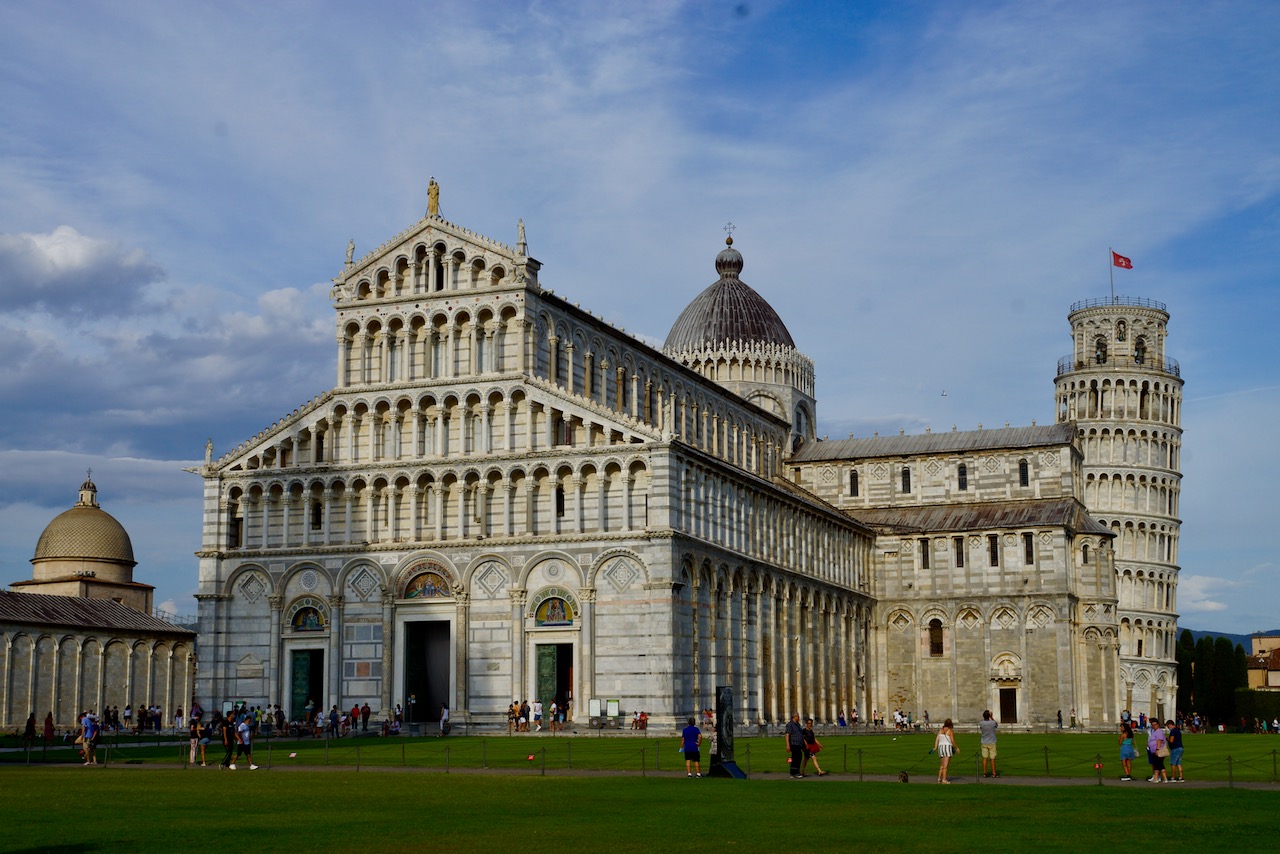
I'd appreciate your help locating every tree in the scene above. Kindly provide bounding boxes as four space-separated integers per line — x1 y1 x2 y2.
1175 630 1194 712
1193 636 1216 718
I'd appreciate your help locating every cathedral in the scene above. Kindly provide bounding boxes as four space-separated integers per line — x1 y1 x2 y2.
193 183 1182 730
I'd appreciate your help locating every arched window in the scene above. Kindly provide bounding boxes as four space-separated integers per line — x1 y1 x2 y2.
1134 337 1147 365
1116 320 1127 341
1018 458 1029 487
310 501 322 531
901 466 911 494
1082 543 1091 564
849 470 859 496
958 463 968 491
1095 336 1108 364
929 619 944 657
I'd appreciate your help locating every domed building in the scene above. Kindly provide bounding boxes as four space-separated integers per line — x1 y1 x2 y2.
1 479 194 728
663 236 816 452
192 186 1151 735
14 477 153 612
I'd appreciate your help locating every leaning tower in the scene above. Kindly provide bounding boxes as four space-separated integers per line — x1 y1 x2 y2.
1055 297 1183 721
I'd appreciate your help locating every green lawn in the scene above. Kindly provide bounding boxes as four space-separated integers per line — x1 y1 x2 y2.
8 730 1279 783
1 766 1274 853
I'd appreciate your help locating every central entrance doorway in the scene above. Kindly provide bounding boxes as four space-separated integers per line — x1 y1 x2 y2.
289 649 325 723
404 620 450 726
998 686 1018 724
535 643 573 720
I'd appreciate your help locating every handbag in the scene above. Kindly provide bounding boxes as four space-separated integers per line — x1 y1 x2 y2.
808 742 823 754
1156 743 1170 758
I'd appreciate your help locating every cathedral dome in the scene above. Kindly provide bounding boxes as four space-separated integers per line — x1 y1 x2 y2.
663 237 796 351
32 480 136 566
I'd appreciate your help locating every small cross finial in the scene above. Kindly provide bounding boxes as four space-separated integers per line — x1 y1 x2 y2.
723 221 735 237
86 467 92 480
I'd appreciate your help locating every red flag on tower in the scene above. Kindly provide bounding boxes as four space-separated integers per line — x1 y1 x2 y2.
1111 251 1133 269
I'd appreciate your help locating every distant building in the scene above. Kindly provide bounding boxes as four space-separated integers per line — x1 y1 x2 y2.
1 479 195 727
1248 634 1280 691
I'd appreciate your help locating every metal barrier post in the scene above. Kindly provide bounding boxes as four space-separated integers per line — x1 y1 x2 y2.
1095 753 1103 786
1044 745 1051 776
858 748 863 782
641 747 646 777
567 741 572 770
483 739 487 769
843 743 847 773
445 746 450 773
356 746 361 771
541 748 546 776
1227 755 1234 788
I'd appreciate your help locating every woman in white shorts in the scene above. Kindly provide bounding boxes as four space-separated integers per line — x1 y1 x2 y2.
934 718 957 783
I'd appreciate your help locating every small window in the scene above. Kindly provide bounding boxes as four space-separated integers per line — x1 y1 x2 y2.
310 502 322 531
1018 459 1029 487
901 466 911 494
988 534 1000 567
953 537 965 568
929 619 944 657
315 435 325 463
919 539 930 570
1082 543 1091 564
1134 337 1147 365
1094 337 1108 364
1023 532 1035 565
849 470 859 496
555 486 565 517
958 463 968 492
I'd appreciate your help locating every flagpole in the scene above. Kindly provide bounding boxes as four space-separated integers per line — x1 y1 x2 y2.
1109 246 1115 302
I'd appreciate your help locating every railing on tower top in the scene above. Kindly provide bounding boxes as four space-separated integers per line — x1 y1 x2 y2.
1069 295 1167 312
1057 354 1181 378
155 608 198 628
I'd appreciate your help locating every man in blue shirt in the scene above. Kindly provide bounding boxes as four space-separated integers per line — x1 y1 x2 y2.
680 717 703 778
81 711 98 765
784 712 807 778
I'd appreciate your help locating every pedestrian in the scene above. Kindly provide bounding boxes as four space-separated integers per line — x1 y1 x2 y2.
81 711 98 766
784 712 807 778
1057 709 1063 730
932 718 956 783
218 712 235 769
43 711 54 744
361 702 371 732
979 709 998 777
1118 721 1136 780
440 704 450 736
680 716 703 777
1146 719 1169 782
23 713 36 747
533 699 543 732
329 705 340 738
175 705 184 732
1166 719 1184 782
1070 707 1077 729
188 718 201 765
802 718 828 776
230 713 259 770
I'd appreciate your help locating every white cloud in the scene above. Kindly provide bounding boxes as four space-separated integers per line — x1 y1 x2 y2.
0 226 163 317
1178 575 1241 614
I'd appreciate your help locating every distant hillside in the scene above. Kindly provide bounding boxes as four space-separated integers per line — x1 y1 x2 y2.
1182 628 1280 649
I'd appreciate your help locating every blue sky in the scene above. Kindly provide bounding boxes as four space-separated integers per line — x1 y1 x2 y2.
1 1 1277 632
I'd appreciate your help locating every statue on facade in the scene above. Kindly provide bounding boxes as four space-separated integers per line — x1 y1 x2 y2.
345 239 355 265
204 438 213 466
427 178 440 217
